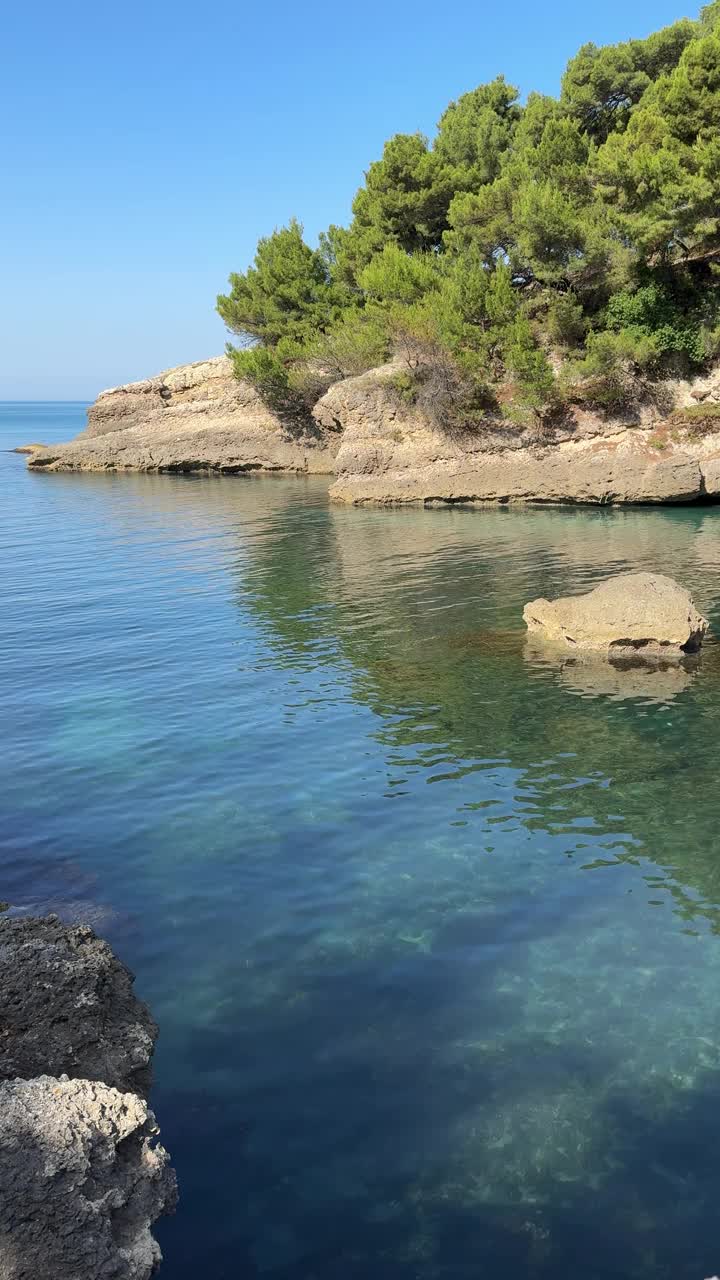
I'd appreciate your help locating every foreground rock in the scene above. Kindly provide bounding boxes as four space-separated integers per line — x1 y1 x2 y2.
28 355 339 475
0 914 156 1095
317 364 720 506
523 572 708 656
0 1076 175 1280
11 442 46 454
0 916 176 1279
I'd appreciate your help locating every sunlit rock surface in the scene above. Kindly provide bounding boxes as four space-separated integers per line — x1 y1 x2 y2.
523 572 708 656
28 356 338 475
318 364 720 506
0 1076 176 1280
26 355 720 504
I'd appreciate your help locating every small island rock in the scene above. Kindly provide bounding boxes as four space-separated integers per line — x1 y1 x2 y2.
523 572 708 656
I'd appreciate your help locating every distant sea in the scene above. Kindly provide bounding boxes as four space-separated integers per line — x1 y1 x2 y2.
4 401 720 1280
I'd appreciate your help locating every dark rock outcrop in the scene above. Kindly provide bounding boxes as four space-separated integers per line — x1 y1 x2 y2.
0 916 176 1280
0 914 156 1096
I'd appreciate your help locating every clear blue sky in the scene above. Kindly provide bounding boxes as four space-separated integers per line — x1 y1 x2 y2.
1 0 695 399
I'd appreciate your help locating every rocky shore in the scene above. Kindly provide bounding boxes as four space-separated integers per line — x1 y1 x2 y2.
0 915 176 1279
28 356 339 476
26 355 720 506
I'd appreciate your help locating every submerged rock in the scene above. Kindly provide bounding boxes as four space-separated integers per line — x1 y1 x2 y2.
524 638 697 703
0 914 156 1096
0 1076 176 1280
523 572 708 656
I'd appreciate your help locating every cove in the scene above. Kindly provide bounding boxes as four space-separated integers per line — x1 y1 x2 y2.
4 403 720 1279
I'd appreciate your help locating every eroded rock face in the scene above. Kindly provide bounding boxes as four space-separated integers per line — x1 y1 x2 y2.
523 572 708 656
28 355 339 475
317 365 720 506
0 914 156 1096
0 1076 176 1280
27 355 720 504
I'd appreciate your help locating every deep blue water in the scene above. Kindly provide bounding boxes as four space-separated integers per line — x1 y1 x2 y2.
4 403 720 1279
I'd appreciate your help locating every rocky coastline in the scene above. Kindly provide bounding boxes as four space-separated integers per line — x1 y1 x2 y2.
26 354 720 507
27 356 339 477
0 914 176 1279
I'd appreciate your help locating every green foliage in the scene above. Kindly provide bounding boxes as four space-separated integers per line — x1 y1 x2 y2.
217 220 340 348
671 401 720 434
219 3 720 426
565 329 659 410
288 310 391 403
230 345 294 412
561 20 695 141
604 282 716 363
434 77 521 186
505 317 557 413
358 243 440 306
546 293 587 347
595 31 720 259
334 134 454 283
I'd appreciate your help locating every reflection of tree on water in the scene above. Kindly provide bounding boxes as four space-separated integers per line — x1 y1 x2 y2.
240 496 720 932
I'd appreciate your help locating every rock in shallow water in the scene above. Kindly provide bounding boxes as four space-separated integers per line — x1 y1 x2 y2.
0 1076 177 1280
523 572 708 656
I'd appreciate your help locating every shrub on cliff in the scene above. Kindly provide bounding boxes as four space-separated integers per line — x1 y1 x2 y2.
219 1 720 424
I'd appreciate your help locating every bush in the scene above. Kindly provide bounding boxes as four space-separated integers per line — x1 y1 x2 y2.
565 328 658 410
230 346 293 410
671 402 720 434
389 320 492 431
287 311 390 404
358 243 440 306
604 282 715 365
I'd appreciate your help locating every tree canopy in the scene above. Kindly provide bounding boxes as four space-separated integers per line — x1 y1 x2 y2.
218 3 720 423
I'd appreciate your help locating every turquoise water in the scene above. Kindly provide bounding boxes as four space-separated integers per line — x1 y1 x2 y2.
4 403 720 1279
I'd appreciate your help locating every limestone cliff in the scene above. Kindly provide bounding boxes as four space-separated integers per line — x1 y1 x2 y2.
316 363 720 506
29 355 339 475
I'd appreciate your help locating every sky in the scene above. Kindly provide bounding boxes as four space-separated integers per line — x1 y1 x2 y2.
0 0 697 399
